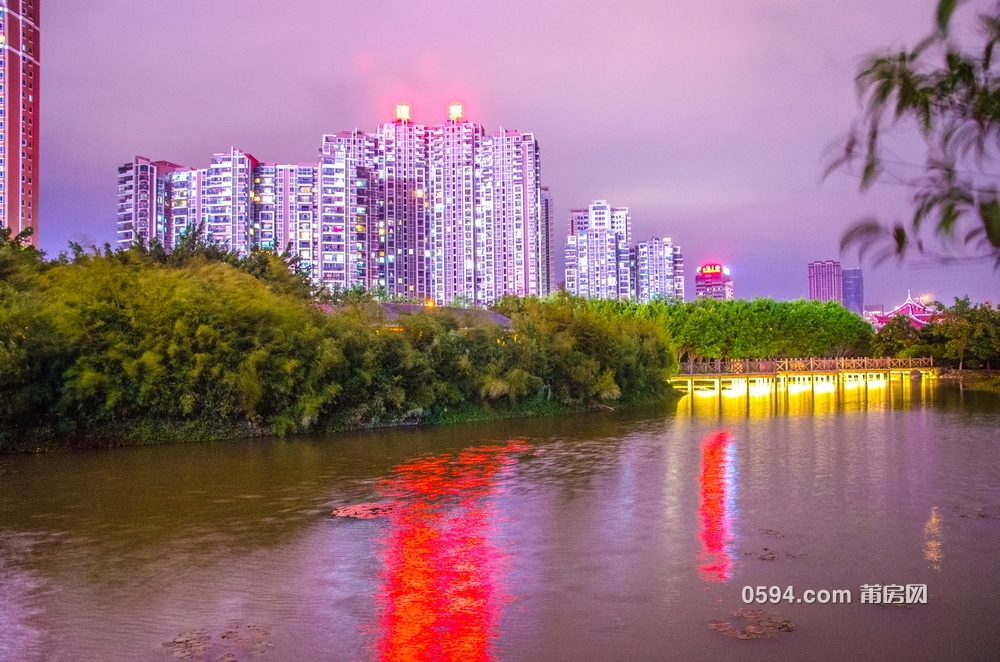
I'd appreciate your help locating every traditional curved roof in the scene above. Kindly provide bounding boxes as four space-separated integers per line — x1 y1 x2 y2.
872 291 936 329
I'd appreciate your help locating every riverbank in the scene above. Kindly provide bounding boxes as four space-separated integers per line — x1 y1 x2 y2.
0 391 681 454
938 369 1000 393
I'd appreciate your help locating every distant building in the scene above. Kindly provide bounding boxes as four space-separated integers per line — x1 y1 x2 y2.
564 200 632 300
695 264 734 301
871 292 937 329
634 236 685 302
808 260 843 303
252 163 317 253
115 104 553 305
116 156 185 248
863 304 884 326
841 268 864 315
539 187 556 296
1 0 40 246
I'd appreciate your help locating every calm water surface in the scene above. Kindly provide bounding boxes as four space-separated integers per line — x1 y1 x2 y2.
1 380 999 661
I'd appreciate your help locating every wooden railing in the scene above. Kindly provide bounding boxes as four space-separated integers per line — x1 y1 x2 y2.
676 357 933 376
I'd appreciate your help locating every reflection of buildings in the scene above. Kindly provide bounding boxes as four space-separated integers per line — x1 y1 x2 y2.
375 442 524 661
808 260 843 303
697 431 737 581
842 268 864 315
695 264 734 300
872 292 937 330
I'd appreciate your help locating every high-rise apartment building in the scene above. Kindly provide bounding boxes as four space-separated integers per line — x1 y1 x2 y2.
116 156 184 248
841 267 864 315
808 260 843 303
429 108 484 305
116 105 551 305
539 187 555 295
484 127 544 301
119 149 260 255
378 109 430 298
253 163 316 253
634 236 685 303
317 129 379 291
203 149 258 254
564 200 632 300
163 166 203 247
1 0 40 245
695 264 734 300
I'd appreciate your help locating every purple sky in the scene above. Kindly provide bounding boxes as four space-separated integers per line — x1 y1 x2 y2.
41 0 999 306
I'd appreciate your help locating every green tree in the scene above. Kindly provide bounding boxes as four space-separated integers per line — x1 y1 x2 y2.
832 0 1000 268
872 315 923 357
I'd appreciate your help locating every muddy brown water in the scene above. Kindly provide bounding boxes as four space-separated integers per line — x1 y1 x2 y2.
1 380 999 661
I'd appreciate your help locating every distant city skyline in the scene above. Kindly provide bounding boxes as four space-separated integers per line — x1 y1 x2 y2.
117 107 554 305
38 0 999 304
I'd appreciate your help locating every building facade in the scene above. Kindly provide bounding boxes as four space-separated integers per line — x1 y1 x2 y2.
115 105 552 306
116 156 184 248
808 260 843 303
378 110 430 299
694 264 734 300
1 0 40 245
634 236 685 303
841 267 864 315
564 200 632 300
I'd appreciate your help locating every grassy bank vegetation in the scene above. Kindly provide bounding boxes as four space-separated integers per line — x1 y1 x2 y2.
0 229 675 451
2 225 904 452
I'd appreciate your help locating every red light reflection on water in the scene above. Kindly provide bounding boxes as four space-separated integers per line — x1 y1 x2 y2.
697 431 737 582
373 441 527 662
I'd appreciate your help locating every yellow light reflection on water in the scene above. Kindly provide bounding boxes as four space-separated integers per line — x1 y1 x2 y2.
924 507 943 571
676 374 937 420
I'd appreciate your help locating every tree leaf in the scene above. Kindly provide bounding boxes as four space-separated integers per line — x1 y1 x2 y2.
980 198 1000 248
937 0 958 37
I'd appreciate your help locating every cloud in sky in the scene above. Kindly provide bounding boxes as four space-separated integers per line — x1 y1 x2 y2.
40 0 999 304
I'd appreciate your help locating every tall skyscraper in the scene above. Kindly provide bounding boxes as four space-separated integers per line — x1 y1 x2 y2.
841 267 864 315
378 107 430 299
539 187 555 295
564 200 632 300
429 107 485 306
695 264 734 300
634 236 685 303
808 260 843 303
203 149 258 254
317 129 378 291
1 0 40 245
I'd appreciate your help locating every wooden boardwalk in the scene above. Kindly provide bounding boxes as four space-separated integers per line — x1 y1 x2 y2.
670 357 935 393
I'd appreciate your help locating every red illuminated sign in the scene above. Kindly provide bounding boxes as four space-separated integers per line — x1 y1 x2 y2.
701 264 722 275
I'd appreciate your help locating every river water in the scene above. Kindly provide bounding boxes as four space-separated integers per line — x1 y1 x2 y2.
1 380 999 661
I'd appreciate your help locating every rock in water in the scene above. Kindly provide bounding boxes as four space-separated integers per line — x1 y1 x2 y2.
331 502 396 519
